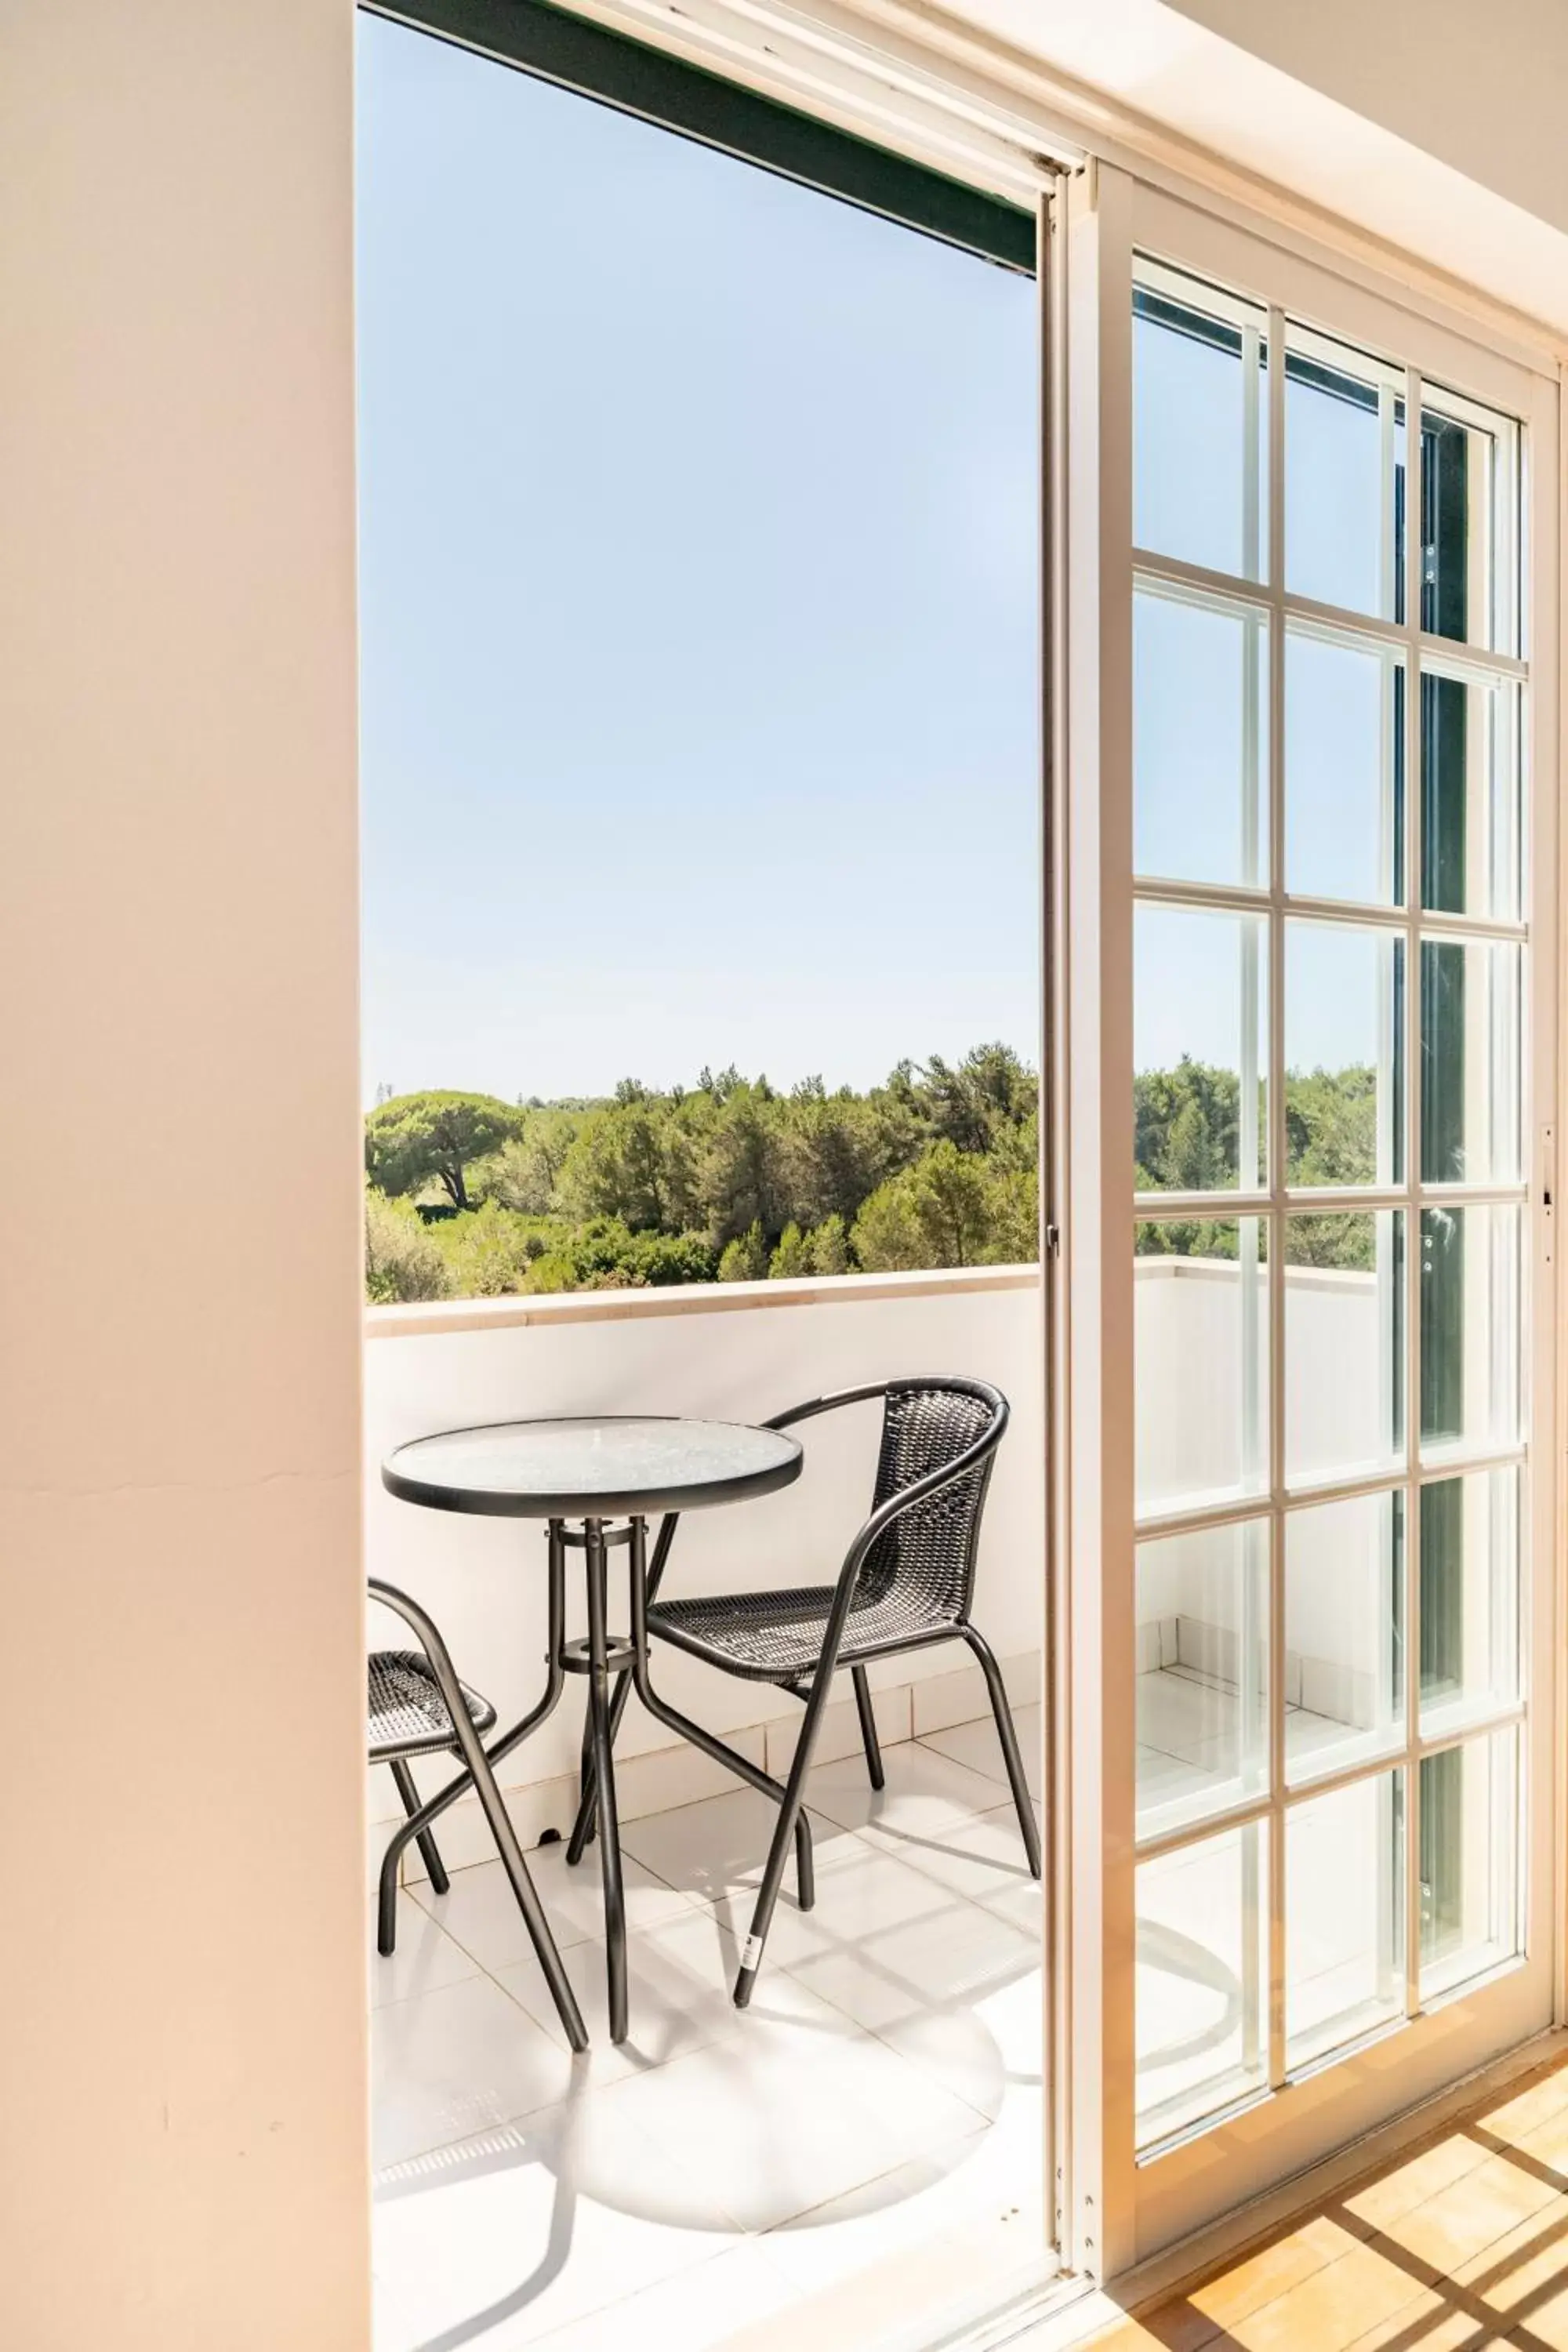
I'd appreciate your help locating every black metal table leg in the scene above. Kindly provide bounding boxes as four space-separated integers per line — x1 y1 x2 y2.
567 1512 679 1865
573 1709 597 1853
583 1515 628 2044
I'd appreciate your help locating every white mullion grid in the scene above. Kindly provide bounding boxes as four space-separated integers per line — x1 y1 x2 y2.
1131 548 1530 685
1131 870 1525 944
1264 300 1288 2092
1136 1183 1526 1221
1129 297 1537 2114
1403 365 1425 2021
1134 1443 1529 1544
1136 1698 1530 1871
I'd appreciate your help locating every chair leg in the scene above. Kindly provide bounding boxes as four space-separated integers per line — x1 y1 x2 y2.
377 1835 402 1959
370 1571 587 2051
466 1740 590 2052
851 1665 885 1791
629 1529 814 1912
391 1758 450 1896
734 1659 837 2008
963 1627 1041 1878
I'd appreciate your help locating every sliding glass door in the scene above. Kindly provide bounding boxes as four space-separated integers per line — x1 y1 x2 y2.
1059 168 1560 2270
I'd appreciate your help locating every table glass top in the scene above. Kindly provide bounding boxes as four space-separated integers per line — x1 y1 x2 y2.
383 1415 801 1515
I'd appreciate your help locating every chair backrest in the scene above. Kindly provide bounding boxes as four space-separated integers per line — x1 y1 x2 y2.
855 1378 1006 1625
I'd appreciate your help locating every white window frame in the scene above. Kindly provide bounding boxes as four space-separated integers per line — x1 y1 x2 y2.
1054 162 1563 2279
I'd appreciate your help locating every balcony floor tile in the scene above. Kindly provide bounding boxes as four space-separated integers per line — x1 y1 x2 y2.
919 1701 1044 1798
372 1709 1045 2350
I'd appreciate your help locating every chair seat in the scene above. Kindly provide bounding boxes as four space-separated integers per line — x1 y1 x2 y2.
368 1649 498 1763
647 1583 957 1684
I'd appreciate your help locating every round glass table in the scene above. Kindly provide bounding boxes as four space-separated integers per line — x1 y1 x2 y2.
382 1415 803 2043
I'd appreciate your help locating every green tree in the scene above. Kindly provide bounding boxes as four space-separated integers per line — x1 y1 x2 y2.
699 1087 790 1249
1286 1065 1377 1188
561 1096 699 1233
769 1221 811 1278
925 1042 1036 1153
978 1163 1039 1263
365 1047 1054 1302
853 1142 993 1270
365 1091 524 1211
851 1174 927 1271
789 1091 906 1229
717 1221 769 1282
484 1112 577 1214
1134 1058 1241 1192
1287 1210 1375 1271
805 1214 851 1275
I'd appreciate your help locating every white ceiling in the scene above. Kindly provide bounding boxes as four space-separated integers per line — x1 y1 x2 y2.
934 0 1568 336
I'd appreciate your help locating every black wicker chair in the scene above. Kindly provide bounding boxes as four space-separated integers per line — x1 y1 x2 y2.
608 1377 1039 2008
368 1579 587 2051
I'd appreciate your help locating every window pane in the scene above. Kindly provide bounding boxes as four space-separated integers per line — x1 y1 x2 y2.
1137 1220 1269 1516
1421 392 1515 656
1137 1820 1268 2145
1284 923 1403 1189
1285 1211 1405 1486
1286 328 1403 622
1287 1769 1406 2069
1420 1468 1521 1736
1285 1490 1405 1787
1138 1521 1269 1838
1134 268 1269 582
1134 590 1268 888
1420 664 1522 922
1136 905 1268 1191
1420 936 1522 1186
1420 1731 1520 2001
1284 630 1404 906
1420 1203 1522 1459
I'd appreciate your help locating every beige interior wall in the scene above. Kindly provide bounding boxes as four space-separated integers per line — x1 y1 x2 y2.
1161 0 1568 237
0 3 368 2347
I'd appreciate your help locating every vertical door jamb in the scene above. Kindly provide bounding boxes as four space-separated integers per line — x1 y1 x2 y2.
1059 155 1138 2284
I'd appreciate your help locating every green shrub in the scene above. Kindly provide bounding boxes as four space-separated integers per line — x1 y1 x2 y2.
619 1230 716 1287
365 1185 453 1303
432 1200 548 1297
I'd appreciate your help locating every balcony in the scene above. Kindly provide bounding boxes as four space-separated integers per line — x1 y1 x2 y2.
365 1236 1518 2344
365 1266 1047 2350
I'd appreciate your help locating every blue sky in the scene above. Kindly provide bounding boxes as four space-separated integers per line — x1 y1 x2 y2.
356 13 1039 1105
357 13 1393 1108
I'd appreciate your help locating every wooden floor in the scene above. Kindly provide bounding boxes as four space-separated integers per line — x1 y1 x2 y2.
1088 2049 1568 2352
